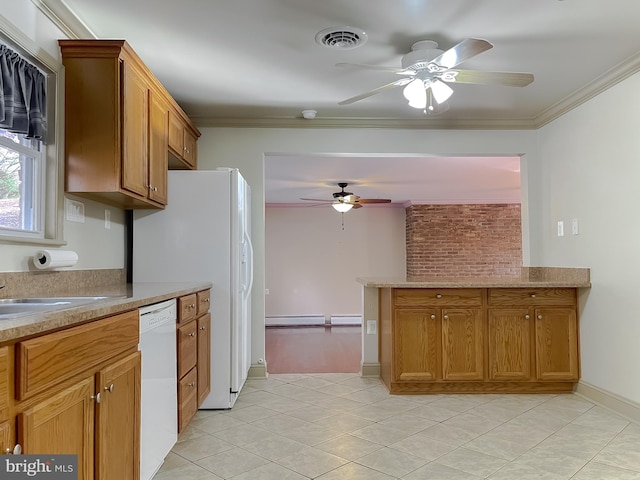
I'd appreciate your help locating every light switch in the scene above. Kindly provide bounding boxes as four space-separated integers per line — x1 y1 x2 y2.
65 199 85 223
366 320 377 335
572 218 579 235
557 221 564 237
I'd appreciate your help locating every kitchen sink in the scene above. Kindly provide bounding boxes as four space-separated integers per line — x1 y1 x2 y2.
0 296 109 319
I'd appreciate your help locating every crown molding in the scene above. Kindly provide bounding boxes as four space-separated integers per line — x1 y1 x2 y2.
190 115 538 130
34 0 97 39
534 49 640 128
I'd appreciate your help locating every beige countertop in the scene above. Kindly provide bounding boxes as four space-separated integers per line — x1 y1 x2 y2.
357 267 591 289
0 281 211 343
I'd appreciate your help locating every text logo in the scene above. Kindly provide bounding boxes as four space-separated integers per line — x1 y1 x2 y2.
1 455 77 479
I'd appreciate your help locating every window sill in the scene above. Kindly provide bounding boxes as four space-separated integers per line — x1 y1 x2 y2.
0 235 66 246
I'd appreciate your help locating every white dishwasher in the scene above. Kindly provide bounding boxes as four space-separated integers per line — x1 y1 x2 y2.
139 299 178 480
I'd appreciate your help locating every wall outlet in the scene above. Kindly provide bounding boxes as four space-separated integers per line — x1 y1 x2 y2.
557 220 564 237
572 218 579 235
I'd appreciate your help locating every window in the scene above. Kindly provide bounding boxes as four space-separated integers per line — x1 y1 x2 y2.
0 27 60 244
0 129 45 238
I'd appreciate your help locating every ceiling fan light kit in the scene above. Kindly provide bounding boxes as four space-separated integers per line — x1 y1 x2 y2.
332 201 353 213
337 37 534 114
301 182 391 213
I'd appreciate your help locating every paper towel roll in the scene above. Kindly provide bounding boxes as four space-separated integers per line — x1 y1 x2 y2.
33 249 78 270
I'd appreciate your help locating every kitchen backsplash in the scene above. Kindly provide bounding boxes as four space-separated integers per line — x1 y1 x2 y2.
0 269 126 298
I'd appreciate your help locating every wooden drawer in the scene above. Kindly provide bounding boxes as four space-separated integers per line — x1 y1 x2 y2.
177 320 197 378
488 288 576 306
16 310 139 401
178 294 197 323
178 367 198 432
197 289 211 315
394 288 483 307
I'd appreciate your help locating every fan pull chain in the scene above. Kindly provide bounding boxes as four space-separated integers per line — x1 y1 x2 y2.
341 212 345 230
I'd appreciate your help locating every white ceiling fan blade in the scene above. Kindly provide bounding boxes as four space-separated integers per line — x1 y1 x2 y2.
338 77 412 105
336 62 415 75
445 69 534 87
430 38 493 69
430 80 454 104
403 79 427 109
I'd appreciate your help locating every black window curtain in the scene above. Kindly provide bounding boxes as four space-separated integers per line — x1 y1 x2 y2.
0 44 47 141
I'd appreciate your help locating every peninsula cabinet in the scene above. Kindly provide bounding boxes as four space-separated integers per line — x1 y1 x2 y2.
59 39 200 209
0 309 141 480
380 287 580 394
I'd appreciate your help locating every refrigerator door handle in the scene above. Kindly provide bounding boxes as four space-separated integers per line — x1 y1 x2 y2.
243 232 254 298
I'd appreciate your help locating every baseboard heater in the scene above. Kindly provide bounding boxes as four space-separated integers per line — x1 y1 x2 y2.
265 315 325 327
330 315 362 326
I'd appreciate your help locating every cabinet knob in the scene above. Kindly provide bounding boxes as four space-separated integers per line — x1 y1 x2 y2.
436 294 442 299
188 332 195 337
443 315 449 320
525 314 530 320
104 383 114 393
537 314 543 320
204 298 210 303
200 326 206 331
189 303 196 309
188 382 195 388
91 392 101 404
430 314 436 320
530 293 536 298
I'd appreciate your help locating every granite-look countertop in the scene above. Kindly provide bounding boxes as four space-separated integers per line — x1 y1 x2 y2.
357 267 591 289
0 281 211 343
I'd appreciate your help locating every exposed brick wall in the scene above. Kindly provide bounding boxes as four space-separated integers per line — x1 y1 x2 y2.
406 204 522 278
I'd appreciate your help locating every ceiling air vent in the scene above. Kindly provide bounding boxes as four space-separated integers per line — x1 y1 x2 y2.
315 26 368 50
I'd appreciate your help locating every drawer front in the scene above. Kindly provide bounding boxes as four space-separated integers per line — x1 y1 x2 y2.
177 320 197 378
488 288 576 306
16 310 139 401
394 288 483 307
178 367 198 432
197 289 211 315
178 294 197 323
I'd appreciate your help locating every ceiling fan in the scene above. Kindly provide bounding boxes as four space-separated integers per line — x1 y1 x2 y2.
337 38 534 114
301 182 391 212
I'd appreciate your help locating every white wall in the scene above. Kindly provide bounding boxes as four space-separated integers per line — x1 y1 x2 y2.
265 204 406 320
0 2 126 272
196 127 538 370
533 71 640 405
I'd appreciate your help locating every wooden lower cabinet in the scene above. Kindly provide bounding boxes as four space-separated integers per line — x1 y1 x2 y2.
177 289 211 432
381 287 580 394
5 310 141 480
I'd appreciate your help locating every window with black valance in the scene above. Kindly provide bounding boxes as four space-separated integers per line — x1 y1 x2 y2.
0 43 47 142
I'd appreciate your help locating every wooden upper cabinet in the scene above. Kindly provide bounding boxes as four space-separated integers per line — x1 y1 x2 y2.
59 40 200 209
168 109 198 169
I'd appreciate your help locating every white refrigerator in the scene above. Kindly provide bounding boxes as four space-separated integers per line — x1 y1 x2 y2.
133 168 253 409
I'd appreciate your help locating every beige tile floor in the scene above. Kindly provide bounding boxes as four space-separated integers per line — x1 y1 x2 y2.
154 374 640 479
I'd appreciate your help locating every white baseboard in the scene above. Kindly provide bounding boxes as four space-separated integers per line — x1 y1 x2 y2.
248 363 268 379
575 381 640 425
265 315 325 327
330 315 362 326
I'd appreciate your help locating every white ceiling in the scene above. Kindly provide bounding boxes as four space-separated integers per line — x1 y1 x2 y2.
46 0 640 205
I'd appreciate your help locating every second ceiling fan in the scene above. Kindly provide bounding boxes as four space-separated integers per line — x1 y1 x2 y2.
301 182 391 212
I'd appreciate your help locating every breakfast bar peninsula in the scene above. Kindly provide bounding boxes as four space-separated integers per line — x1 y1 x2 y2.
358 268 591 395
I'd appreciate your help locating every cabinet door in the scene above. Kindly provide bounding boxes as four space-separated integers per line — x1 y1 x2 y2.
197 313 211 406
488 309 532 380
95 351 141 480
178 367 198 433
535 307 579 381
122 62 149 199
183 128 197 168
393 308 439 381
148 91 168 205
18 376 95 480
0 420 12 455
168 109 183 155
442 308 484 380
